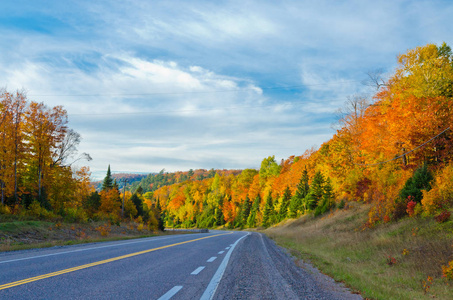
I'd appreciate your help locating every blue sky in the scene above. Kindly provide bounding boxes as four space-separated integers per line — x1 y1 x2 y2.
1 0 452 179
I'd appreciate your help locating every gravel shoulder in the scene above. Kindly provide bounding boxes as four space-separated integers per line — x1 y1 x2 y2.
214 232 362 299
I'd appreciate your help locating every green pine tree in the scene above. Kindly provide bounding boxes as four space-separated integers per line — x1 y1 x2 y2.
155 200 165 231
278 186 291 221
240 196 252 227
102 165 114 191
131 193 143 218
247 195 260 228
307 171 324 210
399 163 433 202
288 168 310 217
262 193 275 227
314 177 334 216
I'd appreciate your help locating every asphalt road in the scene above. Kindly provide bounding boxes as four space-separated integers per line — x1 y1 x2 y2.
0 231 360 299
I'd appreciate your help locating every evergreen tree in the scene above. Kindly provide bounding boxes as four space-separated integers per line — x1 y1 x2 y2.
296 168 310 199
135 185 143 195
240 196 252 227
131 193 144 217
288 168 310 217
247 195 260 227
307 171 324 210
155 200 165 231
314 177 334 216
84 191 101 215
102 165 113 191
113 178 120 191
262 193 275 227
399 163 433 202
278 186 291 221
215 196 224 226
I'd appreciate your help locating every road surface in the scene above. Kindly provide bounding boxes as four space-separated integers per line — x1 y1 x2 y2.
0 230 360 299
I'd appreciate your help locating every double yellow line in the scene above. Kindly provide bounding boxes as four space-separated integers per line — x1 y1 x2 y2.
0 232 232 290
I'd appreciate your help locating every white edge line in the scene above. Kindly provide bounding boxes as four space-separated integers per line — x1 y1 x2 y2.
191 266 205 275
0 233 208 265
158 285 183 300
200 232 250 300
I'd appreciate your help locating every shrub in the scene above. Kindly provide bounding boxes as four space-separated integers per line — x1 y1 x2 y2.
442 260 453 280
434 210 451 223
27 200 55 219
400 163 433 203
0 204 11 215
406 198 417 217
392 198 408 221
63 207 88 223
422 164 453 215
95 223 111 236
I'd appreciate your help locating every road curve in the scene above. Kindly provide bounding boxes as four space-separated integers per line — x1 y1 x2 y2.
0 231 360 299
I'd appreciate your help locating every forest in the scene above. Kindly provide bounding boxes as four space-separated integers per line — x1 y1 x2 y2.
1 43 453 240
145 43 453 231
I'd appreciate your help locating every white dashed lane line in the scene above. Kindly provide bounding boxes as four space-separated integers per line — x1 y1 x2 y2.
191 266 205 275
158 285 183 300
207 257 217 262
218 251 225 255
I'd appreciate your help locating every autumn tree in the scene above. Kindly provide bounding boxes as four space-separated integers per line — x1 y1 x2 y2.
259 156 281 186
25 102 68 208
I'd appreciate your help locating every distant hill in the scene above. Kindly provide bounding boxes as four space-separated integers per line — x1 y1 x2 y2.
92 169 243 193
92 173 150 191
131 168 242 194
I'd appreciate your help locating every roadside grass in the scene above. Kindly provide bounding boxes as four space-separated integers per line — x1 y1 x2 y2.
265 203 453 300
0 217 159 252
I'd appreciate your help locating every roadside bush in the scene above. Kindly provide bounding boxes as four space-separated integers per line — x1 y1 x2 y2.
0 204 11 215
406 198 417 217
422 163 453 215
63 207 88 223
434 210 451 223
27 200 55 219
400 163 433 203
442 260 453 280
392 198 408 221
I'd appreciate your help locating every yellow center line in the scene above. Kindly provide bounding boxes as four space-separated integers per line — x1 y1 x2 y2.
0 232 233 290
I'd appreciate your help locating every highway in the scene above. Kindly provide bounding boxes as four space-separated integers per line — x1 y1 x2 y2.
0 231 360 299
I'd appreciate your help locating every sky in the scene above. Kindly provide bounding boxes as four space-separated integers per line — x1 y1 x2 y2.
1 0 452 179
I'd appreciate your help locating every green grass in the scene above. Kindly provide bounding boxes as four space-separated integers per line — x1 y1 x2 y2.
265 203 453 300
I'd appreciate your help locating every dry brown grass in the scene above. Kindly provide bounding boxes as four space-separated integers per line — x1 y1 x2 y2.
0 220 158 252
265 203 453 299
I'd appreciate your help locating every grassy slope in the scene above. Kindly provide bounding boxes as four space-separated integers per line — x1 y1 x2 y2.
264 203 453 300
0 218 158 252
